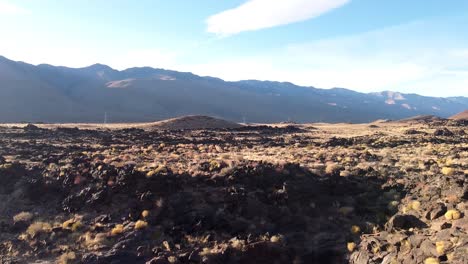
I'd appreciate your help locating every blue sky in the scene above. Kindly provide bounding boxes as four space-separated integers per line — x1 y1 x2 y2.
0 0 467 96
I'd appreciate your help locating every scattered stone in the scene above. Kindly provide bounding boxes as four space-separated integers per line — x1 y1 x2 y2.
386 214 428 230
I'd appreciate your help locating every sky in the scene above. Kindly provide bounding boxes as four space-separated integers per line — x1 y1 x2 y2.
0 0 467 97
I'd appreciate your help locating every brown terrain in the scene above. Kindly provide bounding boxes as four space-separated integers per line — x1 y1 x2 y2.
0 116 466 264
450 110 468 121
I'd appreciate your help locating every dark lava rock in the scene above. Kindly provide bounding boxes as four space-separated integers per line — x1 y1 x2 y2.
385 214 428 231
82 251 145 264
146 256 170 264
424 203 447 220
56 127 81 134
324 137 354 147
239 242 293 264
0 163 27 194
404 129 425 135
23 124 42 131
433 128 454 136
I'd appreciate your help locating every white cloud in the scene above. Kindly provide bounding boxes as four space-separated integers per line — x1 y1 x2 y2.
192 19 468 97
206 0 350 36
0 1 29 15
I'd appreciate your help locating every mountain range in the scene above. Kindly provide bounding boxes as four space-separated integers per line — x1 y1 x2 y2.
0 55 467 123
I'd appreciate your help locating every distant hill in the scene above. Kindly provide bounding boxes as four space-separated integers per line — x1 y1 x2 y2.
0 55 467 123
449 110 468 120
396 115 446 123
144 115 243 130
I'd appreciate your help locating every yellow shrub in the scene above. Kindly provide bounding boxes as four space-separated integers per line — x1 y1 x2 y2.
410 200 420 210
387 201 399 210
435 241 445 254
146 165 167 178
26 222 52 237
444 209 461 220
347 242 356 252
401 239 411 251
111 224 124 236
441 167 455 176
62 219 74 229
325 163 341 174
209 160 221 171
83 232 108 248
13 211 33 223
424 257 439 264
141 210 150 218
338 206 354 215
339 170 350 177
351 225 361 234
57 252 76 264
62 219 82 232
71 221 82 232
270 235 283 243
135 220 148 230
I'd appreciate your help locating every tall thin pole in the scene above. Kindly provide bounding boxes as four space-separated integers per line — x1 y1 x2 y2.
104 112 108 124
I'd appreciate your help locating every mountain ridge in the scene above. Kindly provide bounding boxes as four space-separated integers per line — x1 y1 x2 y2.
0 55 467 123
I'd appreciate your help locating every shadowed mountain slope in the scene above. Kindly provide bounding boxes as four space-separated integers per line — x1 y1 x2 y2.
0 55 467 123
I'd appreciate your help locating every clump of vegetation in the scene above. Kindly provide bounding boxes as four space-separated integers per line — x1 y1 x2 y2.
62 219 82 232
146 165 168 177
350 225 361 234
347 242 356 252
209 160 220 171
83 232 108 249
135 220 148 230
57 251 76 264
424 257 439 264
387 200 399 211
26 221 52 237
270 234 283 243
13 211 33 223
435 241 447 254
402 200 421 213
339 170 350 177
167 256 178 263
444 209 461 220
441 167 455 176
400 239 411 252
410 200 421 210
325 163 341 174
110 224 124 236
338 206 354 215
229 237 245 250
141 210 150 218
0 163 13 169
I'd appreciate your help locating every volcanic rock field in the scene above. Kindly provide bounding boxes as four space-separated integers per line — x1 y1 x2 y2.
0 118 466 263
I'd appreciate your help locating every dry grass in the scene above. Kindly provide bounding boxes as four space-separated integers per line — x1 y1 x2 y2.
13 211 33 223
26 221 52 237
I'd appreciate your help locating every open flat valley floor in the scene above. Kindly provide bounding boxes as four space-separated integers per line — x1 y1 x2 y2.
0 120 466 264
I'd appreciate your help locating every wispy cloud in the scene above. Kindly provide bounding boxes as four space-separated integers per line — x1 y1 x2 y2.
0 1 29 15
206 0 350 36
194 17 468 96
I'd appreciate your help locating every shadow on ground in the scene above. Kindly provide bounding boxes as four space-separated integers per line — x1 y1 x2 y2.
0 157 405 264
